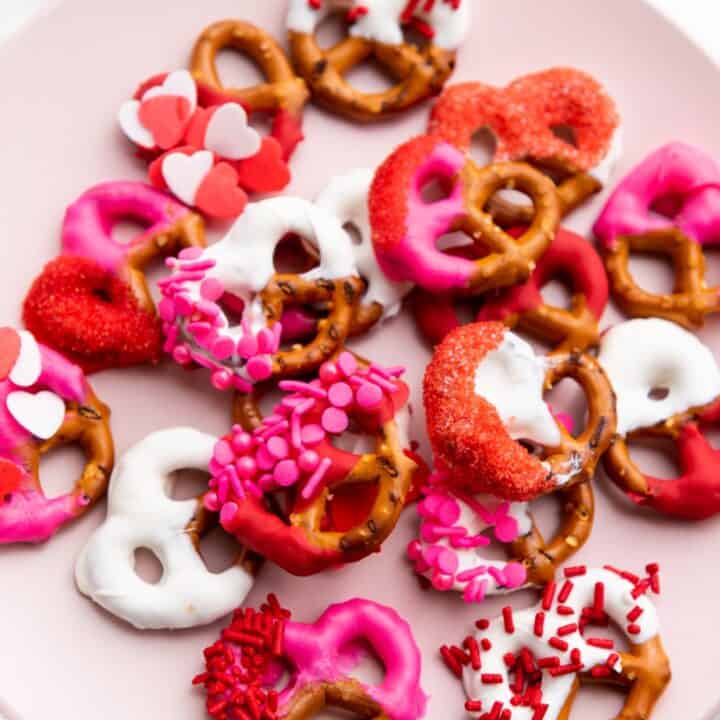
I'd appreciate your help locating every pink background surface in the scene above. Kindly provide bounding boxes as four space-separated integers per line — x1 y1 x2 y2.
1 1 719 718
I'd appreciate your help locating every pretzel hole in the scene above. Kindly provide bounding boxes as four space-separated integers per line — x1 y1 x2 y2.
167 468 210 500
420 176 455 204
647 387 670 401
198 524 240 574
550 124 578 148
133 547 164 585
316 12 350 49
486 188 535 216
111 219 147 245
215 48 265 88
545 378 589 440
571 686 628 719
649 193 685 220
326 482 379 532
469 127 498 168
402 24 432 50
702 246 720 285
627 252 676 295
38 445 86 499
435 230 474 252
329 417 376 454
343 221 364 246
274 233 320 274
627 437 681 480
345 59 396 93
339 638 387 687
539 278 573 310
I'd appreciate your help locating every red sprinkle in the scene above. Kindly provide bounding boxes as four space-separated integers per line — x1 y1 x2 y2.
465 699 483 712
476 618 491 630
503 652 517 668
591 665 612 678
607 653 620 668
587 637 614 649
627 623 642 635
593 582 605 613
481 638 493 651
549 663 583 677
440 646 463 678
464 636 481 670
556 605 575 616
549 637 569 652
542 581 556 611
558 581 574 603
563 566 587 578
534 612 545 637
557 623 578 637
532 705 549 720
451 646 471 666
537 656 561 669
481 673 504 685
627 606 643 622
502 606 515 634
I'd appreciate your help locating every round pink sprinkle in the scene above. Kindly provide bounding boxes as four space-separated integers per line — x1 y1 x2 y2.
204 492 219 512
213 440 234 466
255 446 276 471
337 352 358 377
436 548 459 575
211 337 235 361
301 424 325 446
211 369 233 391
237 334 259 359
436 498 461 527
298 450 320 472
200 277 224 302
231 432 253 454
266 436 289 460
356 382 383 409
328 382 353 408
179 247 203 260
273 459 299 487
172 345 191 364
319 362 341 385
432 571 454 591
175 295 194 317
419 493 444 518
220 502 239 525
247 356 273 382
503 562 527 589
322 407 349 434
236 456 257 479
158 298 176 322
257 327 278 354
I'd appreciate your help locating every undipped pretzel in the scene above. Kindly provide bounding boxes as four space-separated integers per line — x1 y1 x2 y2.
0 328 113 544
442 565 670 720
194 595 427 720
23 182 205 372
370 134 560 294
598 318 720 520
412 226 608 352
287 0 470 122
424 322 616 501
75 427 259 629
408 473 594 601
594 142 720 328
208 351 418 576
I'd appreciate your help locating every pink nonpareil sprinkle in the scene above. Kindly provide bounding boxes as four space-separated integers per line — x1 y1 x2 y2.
321 406 349 434
246 356 273 382
200 277 225 301
328 381 353 408
337 351 358 377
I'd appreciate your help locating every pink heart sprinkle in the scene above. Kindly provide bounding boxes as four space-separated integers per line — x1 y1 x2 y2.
301 424 325 446
328 382 353 408
273 459 299 487
213 440 234 466
322 407 349 434
247 356 273 381
356 382 383 409
337 352 358 377
200 277 224 302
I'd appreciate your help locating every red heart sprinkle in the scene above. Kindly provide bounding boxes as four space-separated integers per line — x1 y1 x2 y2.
138 95 192 151
234 137 291 193
194 163 249 220
0 327 21 381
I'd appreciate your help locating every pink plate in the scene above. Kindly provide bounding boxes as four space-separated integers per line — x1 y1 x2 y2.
1 1 719 718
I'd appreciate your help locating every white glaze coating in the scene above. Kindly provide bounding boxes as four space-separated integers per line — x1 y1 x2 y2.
598 318 720 435
463 568 660 720
316 169 412 320
287 0 470 51
473 332 562 447
75 428 253 630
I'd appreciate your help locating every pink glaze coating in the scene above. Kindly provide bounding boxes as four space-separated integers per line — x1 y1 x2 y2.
61 181 192 272
0 333 90 544
594 141 720 248
370 136 471 292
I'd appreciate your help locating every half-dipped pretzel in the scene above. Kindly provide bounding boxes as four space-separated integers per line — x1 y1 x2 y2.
442 565 670 720
598 318 720 520
407 472 594 601
207 351 418 576
23 182 205 372
429 68 622 223
412 226 608 352
0 328 113 544
425 322 616 501
371 134 560 294
195 595 427 720
158 197 365 391
287 0 470 122
75 428 259 629
594 142 720 328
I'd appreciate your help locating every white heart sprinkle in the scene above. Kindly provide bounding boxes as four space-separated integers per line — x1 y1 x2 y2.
204 103 262 160
9 331 42 387
143 69 197 112
7 390 65 440
162 151 214 206
118 100 155 149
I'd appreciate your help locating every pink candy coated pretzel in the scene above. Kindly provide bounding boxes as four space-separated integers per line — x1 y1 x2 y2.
195 595 427 720
594 141 720 248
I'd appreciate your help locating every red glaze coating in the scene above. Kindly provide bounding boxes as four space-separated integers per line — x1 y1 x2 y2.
424 322 552 501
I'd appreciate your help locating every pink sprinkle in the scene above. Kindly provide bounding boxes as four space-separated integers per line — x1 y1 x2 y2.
301 457 331 499
436 548 459 575
211 369 233 391
204 492 219 512
328 382 353 408
231 432 253 454
432 572 454 591
213 440 234 466
368 372 398 393
337 352 358 377
190 350 216 370
236 456 257 479
457 566 489 583
407 540 423 561
237 334 259 359
257 327 279 354
232 375 253 393
436 497 461 526
464 579 487 603
487 566 508 585
256 445 276 471
174 294 194 316
291 413 303 449
266 436 289 460
370 363 405 379
211 337 235 361
293 398 316 417
356 382 383 409
273 460 299 487
298 450 320 472
220 502 239 525
158 298 176 322
503 562 528 589
247 356 273 382
172 345 191 365
196 300 221 318
278 381 327 400
322 407 349 434
179 247 203 260
178 258 215 273
200 277 224 301
319 362 341 384
301 424 325 446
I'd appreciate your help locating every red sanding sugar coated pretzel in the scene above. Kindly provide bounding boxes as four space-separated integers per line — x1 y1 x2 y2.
207 352 419 575
412 226 608 352
194 595 427 720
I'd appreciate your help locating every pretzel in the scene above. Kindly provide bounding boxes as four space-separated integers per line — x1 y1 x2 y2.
75 427 259 629
0 328 113 544
429 68 622 224
408 473 594 601
424 322 616 501
598 318 720 520
442 565 670 720
158 196 365 391
195 595 427 720
412 226 608 352
370 134 560 295
595 142 720 328
206 351 418 576
23 182 205 372
287 0 470 122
